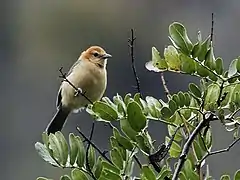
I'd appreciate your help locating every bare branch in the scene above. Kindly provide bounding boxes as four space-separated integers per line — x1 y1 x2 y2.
85 122 97 180
160 72 171 100
76 127 113 165
128 29 142 97
172 112 215 180
197 136 240 167
210 13 214 44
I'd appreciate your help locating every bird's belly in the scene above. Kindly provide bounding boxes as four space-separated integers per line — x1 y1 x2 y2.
61 70 106 110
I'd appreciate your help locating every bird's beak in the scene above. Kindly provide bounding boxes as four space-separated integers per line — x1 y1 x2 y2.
102 53 112 59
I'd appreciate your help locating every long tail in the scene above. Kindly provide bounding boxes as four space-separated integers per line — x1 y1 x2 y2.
46 107 70 135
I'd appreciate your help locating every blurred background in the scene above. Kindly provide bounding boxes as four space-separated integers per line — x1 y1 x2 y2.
1 0 240 179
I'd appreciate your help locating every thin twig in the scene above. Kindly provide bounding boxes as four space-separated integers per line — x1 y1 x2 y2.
85 122 97 180
133 155 142 169
172 112 215 180
76 127 113 165
59 67 93 104
146 116 177 127
210 13 214 44
197 136 240 167
160 72 171 100
128 29 142 97
149 125 182 173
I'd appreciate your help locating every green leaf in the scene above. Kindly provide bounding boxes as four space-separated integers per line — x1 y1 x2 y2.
232 84 240 104
192 43 201 58
69 133 78 165
208 71 218 81
125 160 134 177
102 161 120 174
110 137 127 161
168 125 182 142
168 99 178 113
136 135 150 155
94 157 103 179
146 47 168 72
169 22 193 55
204 84 220 111
99 169 121 180
156 165 171 180
55 132 68 166
76 136 85 168
37 177 51 180
113 94 126 115
113 128 134 151
198 35 211 61
183 159 195 178
42 132 49 146
110 148 123 170
193 140 203 160
228 59 238 77
71 168 88 180
196 63 209 77
220 86 233 107
179 171 187 180
180 53 196 74
48 133 63 164
60 175 71 180
88 145 96 170
220 174 231 180
141 165 156 180
120 118 137 141
92 101 118 121
215 57 224 75
172 94 180 105
161 107 173 119
146 96 162 118
204 128 212 149
234 169 240 180
204 47 216 70
127 101 147 132
184 93 191 106
164 45 181 71
166 137 181 158
102 96 116 107
35 142 59 166
189 83 201 98
124 93 132 105
178 91 186 107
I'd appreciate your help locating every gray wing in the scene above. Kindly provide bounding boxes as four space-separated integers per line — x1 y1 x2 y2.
56 58 82 108
56 88 62 108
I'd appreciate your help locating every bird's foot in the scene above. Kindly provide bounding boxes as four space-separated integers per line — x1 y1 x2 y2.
74 88 83 96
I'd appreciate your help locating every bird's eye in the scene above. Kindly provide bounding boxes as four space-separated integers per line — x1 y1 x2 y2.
93 52 99 57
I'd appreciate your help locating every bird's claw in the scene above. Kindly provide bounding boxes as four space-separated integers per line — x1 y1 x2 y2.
74 88 83 96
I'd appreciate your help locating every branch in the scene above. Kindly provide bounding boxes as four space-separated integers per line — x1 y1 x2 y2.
76 127 113 165
128 29 142 97
160 72 171 100
149 126 182 173
59 67 93 104
197 136 240 167
147 116 178 127
172 112 215 180
210 13 214 43
85 122 97 180
133 155 142 169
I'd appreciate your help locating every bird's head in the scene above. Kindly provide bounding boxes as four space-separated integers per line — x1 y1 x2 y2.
81 46 112 68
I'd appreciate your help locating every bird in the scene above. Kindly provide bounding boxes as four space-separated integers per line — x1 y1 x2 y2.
46 46 112 134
